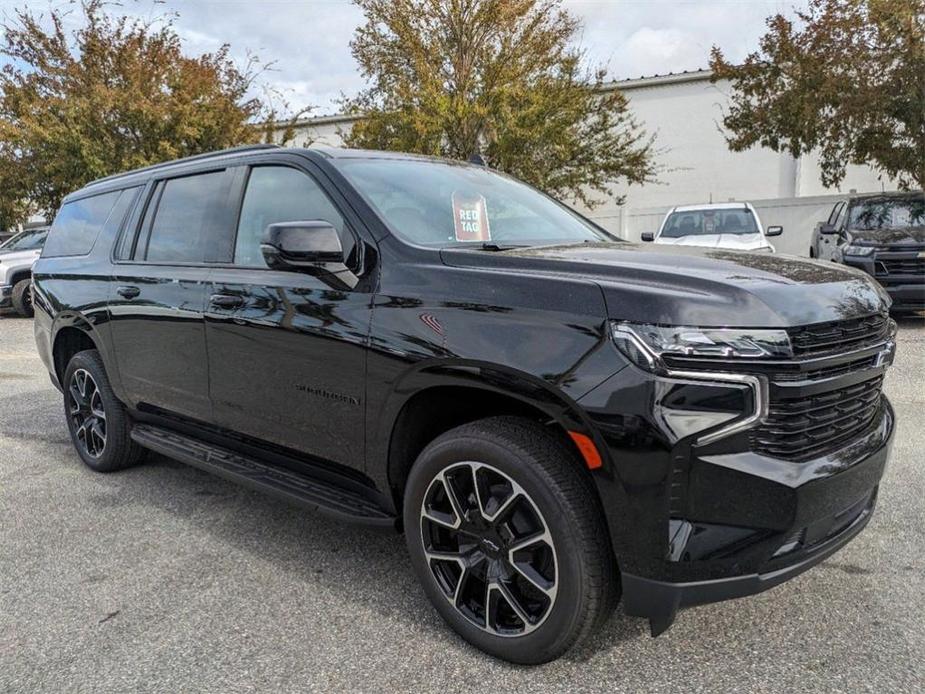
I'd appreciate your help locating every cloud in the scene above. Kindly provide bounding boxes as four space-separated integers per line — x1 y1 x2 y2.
570 0 807 79
0 0 808 113
618 27 707 78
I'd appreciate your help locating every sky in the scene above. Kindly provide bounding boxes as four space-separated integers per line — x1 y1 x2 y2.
0 0 809 116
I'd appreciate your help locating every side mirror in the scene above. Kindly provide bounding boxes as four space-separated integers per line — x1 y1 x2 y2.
261 221 345 269
640 232 655 242
765 225 783 237
261 221 358 289
819 223 839 235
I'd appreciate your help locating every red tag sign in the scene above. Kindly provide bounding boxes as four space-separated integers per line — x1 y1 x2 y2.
452 192 491 242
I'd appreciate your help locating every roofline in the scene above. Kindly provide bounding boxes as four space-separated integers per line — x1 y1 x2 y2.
272 69 716 132
87 143 282 187
599 69 714 93
847 190 924 200
670 201 753 212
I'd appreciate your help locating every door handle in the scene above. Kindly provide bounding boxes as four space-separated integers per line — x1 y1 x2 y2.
210 293 244 309
116 286 140 299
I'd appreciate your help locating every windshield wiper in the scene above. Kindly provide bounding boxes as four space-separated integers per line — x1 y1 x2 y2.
477 242 526 251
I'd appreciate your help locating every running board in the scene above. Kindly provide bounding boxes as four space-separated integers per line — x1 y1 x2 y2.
131 424 397 529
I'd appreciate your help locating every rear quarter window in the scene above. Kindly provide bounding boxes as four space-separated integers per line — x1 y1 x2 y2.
43 189 136 258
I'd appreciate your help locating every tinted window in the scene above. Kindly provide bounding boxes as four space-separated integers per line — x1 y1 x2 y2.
44 189 139 258
2 229 47 251
144 171 226 263
833 202 848 230
234 166 348 267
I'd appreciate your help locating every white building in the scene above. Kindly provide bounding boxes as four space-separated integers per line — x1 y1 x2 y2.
281 69 895 257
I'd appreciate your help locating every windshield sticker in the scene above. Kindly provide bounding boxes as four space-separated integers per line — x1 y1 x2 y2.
452 192 491 242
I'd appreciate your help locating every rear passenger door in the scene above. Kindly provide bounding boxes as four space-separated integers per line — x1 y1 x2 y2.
109 168 234 422
204 160 374 472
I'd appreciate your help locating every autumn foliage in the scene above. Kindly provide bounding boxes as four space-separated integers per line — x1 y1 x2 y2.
711 0 925 191
0 1 301 224
343 0 656 208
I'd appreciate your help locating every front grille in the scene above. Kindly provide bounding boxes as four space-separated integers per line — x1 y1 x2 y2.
750 375 883 460
772 354 878 381
876 257 925 276
663 352 880 382
787 314 888 357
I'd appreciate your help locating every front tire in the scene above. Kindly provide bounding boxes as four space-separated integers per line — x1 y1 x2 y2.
11 278 33 317
63 350 145 472
404 417 617 664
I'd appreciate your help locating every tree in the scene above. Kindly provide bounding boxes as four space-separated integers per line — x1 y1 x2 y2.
710 0 925 191
343 0 656 208
0 1 307 222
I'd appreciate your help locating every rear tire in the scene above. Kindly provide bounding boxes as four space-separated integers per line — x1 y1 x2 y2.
11 278 33 317
63 350 146 472
403 416 618 664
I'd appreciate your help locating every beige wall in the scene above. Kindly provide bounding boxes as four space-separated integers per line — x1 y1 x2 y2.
279 71 893 255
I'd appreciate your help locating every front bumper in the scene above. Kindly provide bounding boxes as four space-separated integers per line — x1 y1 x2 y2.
622 457 884 635
0 284 12 310
577 353 894 635
843 253 925 311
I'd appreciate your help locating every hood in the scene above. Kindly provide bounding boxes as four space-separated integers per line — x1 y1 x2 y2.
847 225 925 246
0 248 40 263
441 242 888 328
654 233 770 251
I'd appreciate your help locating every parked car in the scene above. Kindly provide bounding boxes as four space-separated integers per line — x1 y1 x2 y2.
811 192 925 313
0 226 48 317
641 202 781 252
33 145 896 664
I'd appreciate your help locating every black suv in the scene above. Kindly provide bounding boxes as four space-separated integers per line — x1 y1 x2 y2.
33 145 897 663
811 191 925 313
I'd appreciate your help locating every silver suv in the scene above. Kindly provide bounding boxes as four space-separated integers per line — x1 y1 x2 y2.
0 227 47 317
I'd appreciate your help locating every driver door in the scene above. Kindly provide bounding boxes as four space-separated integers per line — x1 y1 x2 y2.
204 160 375 473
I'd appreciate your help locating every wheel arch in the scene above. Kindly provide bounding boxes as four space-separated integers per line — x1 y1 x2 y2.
376 362 608 516
7 268 32 286
51 319 105 387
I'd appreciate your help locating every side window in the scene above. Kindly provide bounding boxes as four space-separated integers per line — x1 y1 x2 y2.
143 171 226 263
827 202 845 226
833 202 848 231
42 190 122 257
234 166 351 268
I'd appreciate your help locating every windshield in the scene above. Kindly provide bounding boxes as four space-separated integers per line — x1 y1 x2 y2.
336 158 611 247
660 208 759 238
848 197 925 231
0 229 47 251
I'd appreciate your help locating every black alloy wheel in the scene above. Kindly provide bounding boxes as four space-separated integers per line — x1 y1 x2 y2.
68 368 107 459
63 350 146 472
405 417 618 664
420 461 558 636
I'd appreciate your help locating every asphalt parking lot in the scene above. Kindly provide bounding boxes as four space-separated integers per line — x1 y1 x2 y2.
1 315 923 693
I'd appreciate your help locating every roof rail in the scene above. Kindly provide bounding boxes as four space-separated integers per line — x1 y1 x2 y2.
89 143 282 185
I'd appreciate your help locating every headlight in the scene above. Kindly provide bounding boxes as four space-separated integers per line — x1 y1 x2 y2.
611 321 792 372
844 245 875 257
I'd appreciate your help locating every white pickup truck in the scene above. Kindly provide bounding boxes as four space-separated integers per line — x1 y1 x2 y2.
641 202 782 252
0 227 47 317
